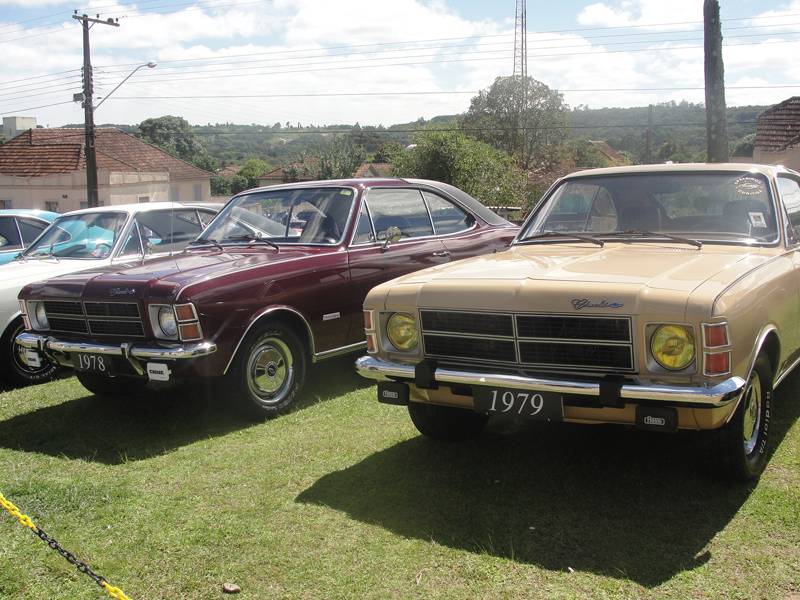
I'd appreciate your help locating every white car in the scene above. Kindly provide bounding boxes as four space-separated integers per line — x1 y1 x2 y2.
0 202 219 386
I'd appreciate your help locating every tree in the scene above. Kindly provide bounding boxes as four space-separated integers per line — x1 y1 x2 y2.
237 158 270 190
374 142 403 163
315 137 366 179
462 76 568 169
138 115 207 162
391 129 526 207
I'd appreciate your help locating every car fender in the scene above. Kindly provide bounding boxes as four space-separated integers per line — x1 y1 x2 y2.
222 304 315 374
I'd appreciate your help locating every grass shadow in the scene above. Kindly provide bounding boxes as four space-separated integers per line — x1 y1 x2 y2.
0 355 366 464
297 373 800 587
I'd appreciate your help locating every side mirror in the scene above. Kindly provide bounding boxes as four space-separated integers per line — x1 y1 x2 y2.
381 226 402 251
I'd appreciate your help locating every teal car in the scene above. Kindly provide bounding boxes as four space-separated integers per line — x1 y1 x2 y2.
0 210 59 265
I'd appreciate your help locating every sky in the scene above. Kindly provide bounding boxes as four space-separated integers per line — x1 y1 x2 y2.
1 0 799 128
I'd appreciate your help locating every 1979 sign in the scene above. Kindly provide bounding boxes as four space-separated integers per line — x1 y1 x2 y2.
473 387 563 421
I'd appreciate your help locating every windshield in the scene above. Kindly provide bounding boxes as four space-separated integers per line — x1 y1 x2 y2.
22 212 128 259
518 172 779 245
200 187 356 246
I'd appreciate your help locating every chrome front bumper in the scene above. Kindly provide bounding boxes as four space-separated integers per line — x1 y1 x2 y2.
355 355 746 407
16 332 217 375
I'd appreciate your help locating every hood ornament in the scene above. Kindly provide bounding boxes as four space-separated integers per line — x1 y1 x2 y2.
571 298 623 310
109 287 136 297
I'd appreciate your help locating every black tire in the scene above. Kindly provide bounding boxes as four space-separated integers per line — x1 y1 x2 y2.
226 321 307 419
76 372 147 397
408 402 488 441
707 353 773 481
0 318 59 387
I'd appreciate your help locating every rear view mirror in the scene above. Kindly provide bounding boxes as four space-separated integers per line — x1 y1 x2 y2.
382 226 402 251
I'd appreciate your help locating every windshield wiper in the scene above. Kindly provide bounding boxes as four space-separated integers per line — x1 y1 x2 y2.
189 237 224 251
605 230 703 249
221 234 280 251
520 231 605 247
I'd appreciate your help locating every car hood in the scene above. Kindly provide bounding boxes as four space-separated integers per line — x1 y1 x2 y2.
391 243 772 290
0 258 106 296
377 243 776 320
22 247 332 301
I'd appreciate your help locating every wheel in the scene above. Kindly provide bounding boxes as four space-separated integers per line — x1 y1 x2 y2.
0 319 59 387
76 372 147 397
408 401 488 441
707 354 773 481
226 321 307 418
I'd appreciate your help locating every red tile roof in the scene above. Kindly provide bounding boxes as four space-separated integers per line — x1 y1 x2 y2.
756 97 800 152
0 127 211 179
352 162 392 178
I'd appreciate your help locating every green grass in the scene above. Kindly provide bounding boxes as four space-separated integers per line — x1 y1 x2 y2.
1 358 799 599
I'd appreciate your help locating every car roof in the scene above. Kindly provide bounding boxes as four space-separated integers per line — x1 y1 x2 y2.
60 202 219 217
565 162 800 179
0 209 59 220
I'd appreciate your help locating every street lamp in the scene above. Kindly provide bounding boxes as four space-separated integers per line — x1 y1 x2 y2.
82 61 155 208
94 61 156 109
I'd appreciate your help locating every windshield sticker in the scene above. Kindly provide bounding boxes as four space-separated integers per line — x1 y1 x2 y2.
734 176 765 196
749 212 767 228
339 189 352 196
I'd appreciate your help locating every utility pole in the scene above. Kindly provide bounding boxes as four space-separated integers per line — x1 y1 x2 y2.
703 0 729 162
73 12 119 207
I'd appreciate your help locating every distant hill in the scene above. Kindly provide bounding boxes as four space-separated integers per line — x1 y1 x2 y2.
66 101 768 165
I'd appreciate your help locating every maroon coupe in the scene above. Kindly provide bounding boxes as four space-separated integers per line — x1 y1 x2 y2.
16 179 517 417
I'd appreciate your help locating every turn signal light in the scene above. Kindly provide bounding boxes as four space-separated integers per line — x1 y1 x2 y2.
703 323 729 348
175 303 197 322
705 351 731 375
179 322 202 341
366 333 377 353
363 310 374 331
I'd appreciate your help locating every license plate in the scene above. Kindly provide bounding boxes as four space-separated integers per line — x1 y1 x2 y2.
24 349 42 368
74 353 114 376
473 387 563 421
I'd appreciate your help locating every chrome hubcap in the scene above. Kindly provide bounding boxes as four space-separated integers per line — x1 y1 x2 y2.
247 337 293 405
742 371 762 455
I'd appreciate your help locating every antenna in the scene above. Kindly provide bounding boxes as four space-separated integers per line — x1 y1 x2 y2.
513 0 527 79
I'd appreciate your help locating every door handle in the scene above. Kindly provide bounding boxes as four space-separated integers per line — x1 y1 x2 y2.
432 250 450 257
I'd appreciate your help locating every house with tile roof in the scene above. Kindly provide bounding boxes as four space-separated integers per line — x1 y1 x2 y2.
754 97 800 171
0 127 211 212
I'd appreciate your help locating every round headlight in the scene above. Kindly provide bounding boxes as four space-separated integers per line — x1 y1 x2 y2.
651 324 695 370
158 306 178 337
386 313 418 351
34 303 48 329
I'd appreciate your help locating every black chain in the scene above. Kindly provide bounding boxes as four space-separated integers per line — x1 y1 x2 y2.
33 526 109 589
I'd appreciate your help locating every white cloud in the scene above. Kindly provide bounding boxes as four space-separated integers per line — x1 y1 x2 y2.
578 0 702 28
1 0 798 129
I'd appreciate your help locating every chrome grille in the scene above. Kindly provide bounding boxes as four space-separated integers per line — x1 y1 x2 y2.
43 300 83 316
42 301 145 337
420 310 634 372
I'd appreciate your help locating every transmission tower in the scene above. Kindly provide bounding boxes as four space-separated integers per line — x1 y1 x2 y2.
513 0 527 79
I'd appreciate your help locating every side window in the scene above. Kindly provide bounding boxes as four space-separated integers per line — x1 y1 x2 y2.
366 189 434 240
17 218 47 245
0 217 22 250
778 177 800 242
197 210 215 228
135 210 205 254
120 223 144 257
353 201 375 244
422 191 473 235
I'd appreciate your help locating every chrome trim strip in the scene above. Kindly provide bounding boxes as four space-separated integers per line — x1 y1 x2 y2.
775 352 800 388
315 341 367 361
355 355 745 407
223 305 315 374
16 332 216 361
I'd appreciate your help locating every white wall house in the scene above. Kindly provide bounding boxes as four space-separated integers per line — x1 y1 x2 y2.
0 127 211 212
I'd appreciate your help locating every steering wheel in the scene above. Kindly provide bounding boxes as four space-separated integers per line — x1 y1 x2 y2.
91 242 112 258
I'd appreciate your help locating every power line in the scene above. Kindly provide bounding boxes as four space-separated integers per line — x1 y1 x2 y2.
0 100 75 116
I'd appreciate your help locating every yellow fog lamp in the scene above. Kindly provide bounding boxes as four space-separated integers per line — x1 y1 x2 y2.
386 312 418 351
651 324 695 370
